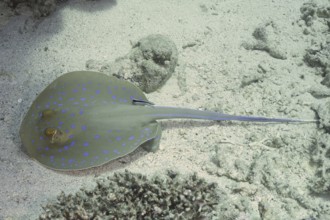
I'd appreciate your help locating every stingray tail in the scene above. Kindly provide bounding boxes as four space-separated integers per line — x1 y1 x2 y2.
145 106 316 123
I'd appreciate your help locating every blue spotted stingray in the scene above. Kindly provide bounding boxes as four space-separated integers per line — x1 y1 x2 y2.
20 71 314 171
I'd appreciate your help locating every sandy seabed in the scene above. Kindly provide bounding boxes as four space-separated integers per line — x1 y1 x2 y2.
0 0 329 219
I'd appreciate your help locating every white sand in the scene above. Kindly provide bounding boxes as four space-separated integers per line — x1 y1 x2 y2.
0 0 328 219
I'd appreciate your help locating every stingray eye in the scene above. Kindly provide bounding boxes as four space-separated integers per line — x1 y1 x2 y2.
44 127 68 144
41 109 56 119
44 127 57 137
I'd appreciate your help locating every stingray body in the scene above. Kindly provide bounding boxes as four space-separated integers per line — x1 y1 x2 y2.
20 71 312 171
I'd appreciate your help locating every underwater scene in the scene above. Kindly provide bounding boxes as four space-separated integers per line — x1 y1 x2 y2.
0 0 330 219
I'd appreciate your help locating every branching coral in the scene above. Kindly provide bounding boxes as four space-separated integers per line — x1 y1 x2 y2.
39 170 220 219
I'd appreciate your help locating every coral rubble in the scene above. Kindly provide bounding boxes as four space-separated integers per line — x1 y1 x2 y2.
39 170 220 219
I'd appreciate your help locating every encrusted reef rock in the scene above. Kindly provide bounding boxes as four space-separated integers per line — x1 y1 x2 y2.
127 34 178 93
86 34 178 93
304 42 330 87
311 99 330 194
300 2 330 27
4 0 58 17
30 0 57 17
310 133 330 193
300 2 330 87
241 21 287 60
39 170 220 219
314 101 330 132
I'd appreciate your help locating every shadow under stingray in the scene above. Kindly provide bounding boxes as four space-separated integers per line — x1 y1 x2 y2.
68 0 117 13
